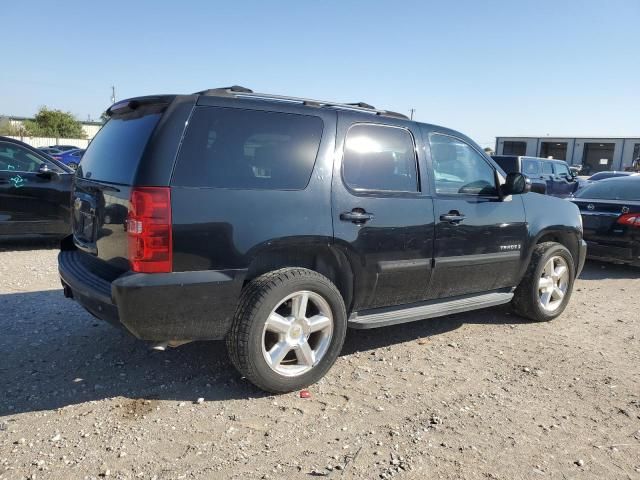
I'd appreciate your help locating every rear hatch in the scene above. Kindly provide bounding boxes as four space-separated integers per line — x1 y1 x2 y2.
72 99 171 273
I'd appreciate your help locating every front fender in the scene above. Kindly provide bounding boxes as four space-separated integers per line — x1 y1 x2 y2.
520 193 584 277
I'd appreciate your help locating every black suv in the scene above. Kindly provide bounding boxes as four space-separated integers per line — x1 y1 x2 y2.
59 87 586 393
491 155 579 197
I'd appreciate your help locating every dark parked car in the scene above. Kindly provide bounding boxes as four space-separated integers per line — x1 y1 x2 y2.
59 86 586 392
575 171 639 192
491 155 579 197
588 171 638 182
0 136 73 237
571 176 640 266
38 147 64 161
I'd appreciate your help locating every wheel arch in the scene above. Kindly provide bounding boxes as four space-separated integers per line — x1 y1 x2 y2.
244 241 355 313
530 228 581 273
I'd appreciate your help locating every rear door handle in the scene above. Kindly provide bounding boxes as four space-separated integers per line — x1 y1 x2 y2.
440 213 466 224
340 210 374 224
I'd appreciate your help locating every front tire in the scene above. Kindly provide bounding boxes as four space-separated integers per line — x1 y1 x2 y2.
226 268 347 393
512 242 575 322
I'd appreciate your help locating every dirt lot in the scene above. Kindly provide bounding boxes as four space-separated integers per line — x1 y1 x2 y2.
1 245 639 480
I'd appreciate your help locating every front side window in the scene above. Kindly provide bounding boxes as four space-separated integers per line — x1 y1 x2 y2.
542 162 554 175
0 142 46 172
342 124 418 192
430 134 497 195
173 107 323 190
554 163 570 177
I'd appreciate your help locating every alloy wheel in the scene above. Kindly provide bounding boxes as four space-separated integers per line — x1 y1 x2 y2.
537 256 569 312
261 291 334 377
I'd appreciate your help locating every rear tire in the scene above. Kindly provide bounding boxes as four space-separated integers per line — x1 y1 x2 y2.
511 242 575 322
226 268 347 393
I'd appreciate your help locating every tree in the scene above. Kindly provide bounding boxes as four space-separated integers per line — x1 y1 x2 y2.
484 147 494 155
100 111 109 124
23 107 87 139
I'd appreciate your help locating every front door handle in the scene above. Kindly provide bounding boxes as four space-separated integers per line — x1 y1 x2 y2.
340 210 374 224
440 212 466 224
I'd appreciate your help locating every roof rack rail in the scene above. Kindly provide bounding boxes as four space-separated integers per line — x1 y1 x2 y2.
194 86 409 120
193 85 254 97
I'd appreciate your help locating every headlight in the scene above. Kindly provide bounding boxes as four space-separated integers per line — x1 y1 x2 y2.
578 212 583 232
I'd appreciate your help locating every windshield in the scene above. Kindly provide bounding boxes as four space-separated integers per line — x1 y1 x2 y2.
575 178 640 201
77 111 161 184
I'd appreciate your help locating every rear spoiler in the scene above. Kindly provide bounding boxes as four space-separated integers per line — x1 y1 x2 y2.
106 95 175 117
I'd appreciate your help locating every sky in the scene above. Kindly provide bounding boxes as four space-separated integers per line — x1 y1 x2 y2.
2 0 639 148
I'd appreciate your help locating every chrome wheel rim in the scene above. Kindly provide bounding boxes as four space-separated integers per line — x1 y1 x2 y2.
261 291 333 377
538 256 569 312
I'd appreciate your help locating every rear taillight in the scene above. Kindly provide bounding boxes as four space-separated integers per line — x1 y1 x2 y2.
126 187 172 273
617 213 640 228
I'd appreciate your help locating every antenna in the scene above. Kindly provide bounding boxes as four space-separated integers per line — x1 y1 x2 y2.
111 86 116 105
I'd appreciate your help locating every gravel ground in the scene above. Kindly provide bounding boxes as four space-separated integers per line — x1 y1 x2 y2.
1 244 639 480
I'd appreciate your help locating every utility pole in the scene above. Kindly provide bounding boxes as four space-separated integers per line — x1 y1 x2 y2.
111 86 116 105
409 108 415 120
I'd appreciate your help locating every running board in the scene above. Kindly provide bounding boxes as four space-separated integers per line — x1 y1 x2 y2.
348 291 514 329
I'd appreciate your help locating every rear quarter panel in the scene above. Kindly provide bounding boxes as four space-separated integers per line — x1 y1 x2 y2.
170 103 337 273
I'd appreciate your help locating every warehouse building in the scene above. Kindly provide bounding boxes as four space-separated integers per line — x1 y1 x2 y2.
495 137 640 174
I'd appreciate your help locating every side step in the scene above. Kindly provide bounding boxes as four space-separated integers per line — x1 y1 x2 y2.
348 290 514 329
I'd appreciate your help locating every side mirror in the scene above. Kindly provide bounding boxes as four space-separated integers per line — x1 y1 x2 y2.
501 172 531 196
37 163 57 178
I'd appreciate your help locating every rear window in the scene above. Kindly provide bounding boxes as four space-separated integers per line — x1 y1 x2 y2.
575 178 640 201
77 111 161 184
172 107 323 190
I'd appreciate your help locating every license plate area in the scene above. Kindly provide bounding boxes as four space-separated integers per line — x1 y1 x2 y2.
72 193 98 251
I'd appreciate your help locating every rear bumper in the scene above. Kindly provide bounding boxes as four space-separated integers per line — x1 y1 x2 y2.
59 250 246 341
584 239 640 266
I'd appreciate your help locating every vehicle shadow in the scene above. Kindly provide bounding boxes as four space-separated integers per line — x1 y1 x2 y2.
0 289 527 416
578 259 639 281
0 237 61 252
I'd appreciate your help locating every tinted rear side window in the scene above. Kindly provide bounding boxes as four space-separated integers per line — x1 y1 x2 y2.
172 107 323 190
77 111 161 185
343 124 418 192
